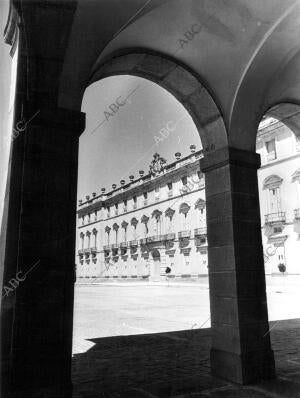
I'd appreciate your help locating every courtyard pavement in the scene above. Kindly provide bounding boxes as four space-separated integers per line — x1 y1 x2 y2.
72 276 300 397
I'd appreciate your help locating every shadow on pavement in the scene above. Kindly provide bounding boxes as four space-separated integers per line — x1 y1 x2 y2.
72 319 300 397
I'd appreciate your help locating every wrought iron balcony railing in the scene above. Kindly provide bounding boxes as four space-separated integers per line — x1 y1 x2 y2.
90 247 97 254
163 233 176 241
84 248 91 254
129 240 138 247
265 212 286 225
194 227 207 236
146 235 163 243
178 230 191 239
294 208 300 219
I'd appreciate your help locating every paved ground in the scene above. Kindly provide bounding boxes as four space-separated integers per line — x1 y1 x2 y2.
72 276 300 397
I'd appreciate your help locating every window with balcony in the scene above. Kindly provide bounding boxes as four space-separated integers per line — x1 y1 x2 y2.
107 206 110 218
131 217 138 239
152 210 162 236
143 192 148 205
141 215 149 238
123 200 127 213
115 203 118 216
133 196 137 209
266 139 277 161
165 207 175 233
263 175 285 224
105 226 111 245
113 223 119 244
121 221 128 242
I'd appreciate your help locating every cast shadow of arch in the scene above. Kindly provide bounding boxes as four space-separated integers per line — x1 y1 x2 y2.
72 327 227 397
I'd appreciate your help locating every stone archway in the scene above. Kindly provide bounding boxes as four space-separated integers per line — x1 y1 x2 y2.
88 51 228 155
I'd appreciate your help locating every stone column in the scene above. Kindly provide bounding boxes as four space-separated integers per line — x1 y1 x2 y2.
200 146 275 384
1 106 85 397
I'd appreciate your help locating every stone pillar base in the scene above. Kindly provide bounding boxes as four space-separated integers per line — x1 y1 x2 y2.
211 348 276 384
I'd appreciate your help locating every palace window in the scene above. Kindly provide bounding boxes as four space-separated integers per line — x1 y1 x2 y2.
143 192 148 205
152 210 162 235
107 206 110 218
105 226 111 245
133 196 137 209
131 217 138 239
141 215 149 237
179 202 191 230
80 232 84 249
263 175 284 223
266 139 277 161
165 207 175 232
123 200 127 213
92 228 97 248
121 221 128 241
86 231 91 249
113 223 119 244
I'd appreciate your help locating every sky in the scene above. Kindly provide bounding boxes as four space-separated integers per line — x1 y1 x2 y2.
78 75 202 200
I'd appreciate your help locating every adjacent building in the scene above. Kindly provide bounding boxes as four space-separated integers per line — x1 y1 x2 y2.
77 118 300 281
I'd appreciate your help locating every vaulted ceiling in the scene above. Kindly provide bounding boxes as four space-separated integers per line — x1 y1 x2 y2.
11 0 300 150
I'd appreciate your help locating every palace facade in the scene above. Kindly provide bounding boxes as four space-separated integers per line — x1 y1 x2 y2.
77 119 300 281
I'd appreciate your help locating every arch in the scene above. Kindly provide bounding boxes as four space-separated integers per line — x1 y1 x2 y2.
105 226 111 233
88 52 228 152
263 175 283 190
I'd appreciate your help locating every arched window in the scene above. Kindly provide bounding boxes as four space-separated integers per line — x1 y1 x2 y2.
263 175 283 215
141 215 149 237
86 231 91 249
165 207 175 233
121 221 128 242
195 198 206 227
112 223 119 244
80 232 84 249
152 210 162 235
92 228 97 248
131 217 138 239
179 202 190 230
105 226 111 245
